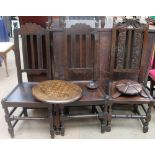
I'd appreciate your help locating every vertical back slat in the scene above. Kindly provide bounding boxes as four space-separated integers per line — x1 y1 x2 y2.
45 31 52 79
22 35 28 69
71 33 75 68
86 34 90 67
82 34 86 68
126 29 132 68
131 29 143 69
37 34 43 69
116 29 126 69
30 35 35 69
80 34 83 67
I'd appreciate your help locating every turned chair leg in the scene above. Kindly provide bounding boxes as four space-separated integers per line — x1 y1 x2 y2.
1 99 14 138
98 104 109 133
48 105 54 138
100 105 107 133
106 104 112 132
143 103 152 133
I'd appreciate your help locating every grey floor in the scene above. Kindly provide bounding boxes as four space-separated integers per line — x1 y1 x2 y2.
0 46 155 139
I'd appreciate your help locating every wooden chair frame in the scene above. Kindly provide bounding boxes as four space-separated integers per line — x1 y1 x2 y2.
106 21 154 133
54 24 109 136
1 23 55 138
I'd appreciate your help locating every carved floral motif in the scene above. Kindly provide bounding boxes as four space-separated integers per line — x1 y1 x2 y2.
116 30 126 69
131 30 143 68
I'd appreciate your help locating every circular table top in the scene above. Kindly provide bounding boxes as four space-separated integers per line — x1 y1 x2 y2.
32 80 82 104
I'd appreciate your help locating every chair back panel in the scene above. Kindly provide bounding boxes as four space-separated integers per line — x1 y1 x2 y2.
64 23 98 81
110 20 148 83
14 23 52 83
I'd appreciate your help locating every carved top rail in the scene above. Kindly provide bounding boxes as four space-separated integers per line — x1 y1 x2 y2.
17 23 47 35
115 17 148 29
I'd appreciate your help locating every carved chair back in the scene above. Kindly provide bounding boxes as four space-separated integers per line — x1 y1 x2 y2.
64 23 99 81
110 20 148 83
14 23 52 83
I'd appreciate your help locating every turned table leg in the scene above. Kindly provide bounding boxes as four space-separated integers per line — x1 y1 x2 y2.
54 104 61 135
48 105 54 138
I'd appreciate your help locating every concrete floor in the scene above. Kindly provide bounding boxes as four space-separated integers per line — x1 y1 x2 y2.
0 45 155 139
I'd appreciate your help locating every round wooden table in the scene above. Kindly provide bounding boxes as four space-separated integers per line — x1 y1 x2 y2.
32 80 82 137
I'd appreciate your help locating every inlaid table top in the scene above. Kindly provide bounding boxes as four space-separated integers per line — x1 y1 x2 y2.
32 80 82 104
0 42 14 53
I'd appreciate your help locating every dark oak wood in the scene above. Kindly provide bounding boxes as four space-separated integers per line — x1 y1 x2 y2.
56 24 107 135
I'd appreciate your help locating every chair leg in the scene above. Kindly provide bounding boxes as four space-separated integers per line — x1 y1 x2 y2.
106 104 112 132
48 105 54 139
1 99 14 138
23 108 28 116
143 103 152 133
100 119 105 133
97 104 109 133
59 104 65 136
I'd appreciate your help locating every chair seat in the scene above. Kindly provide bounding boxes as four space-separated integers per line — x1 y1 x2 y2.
4 81 105 107
61 81 106 106
109 82 150 104
4 82 48 108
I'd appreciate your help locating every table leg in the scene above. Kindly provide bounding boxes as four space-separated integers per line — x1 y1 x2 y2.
54 104 61 135
48 105 54 138
60 104 65 136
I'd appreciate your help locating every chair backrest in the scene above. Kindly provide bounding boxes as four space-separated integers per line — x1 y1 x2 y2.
110 18 148 83
64 23 99 81
14 23 52 83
